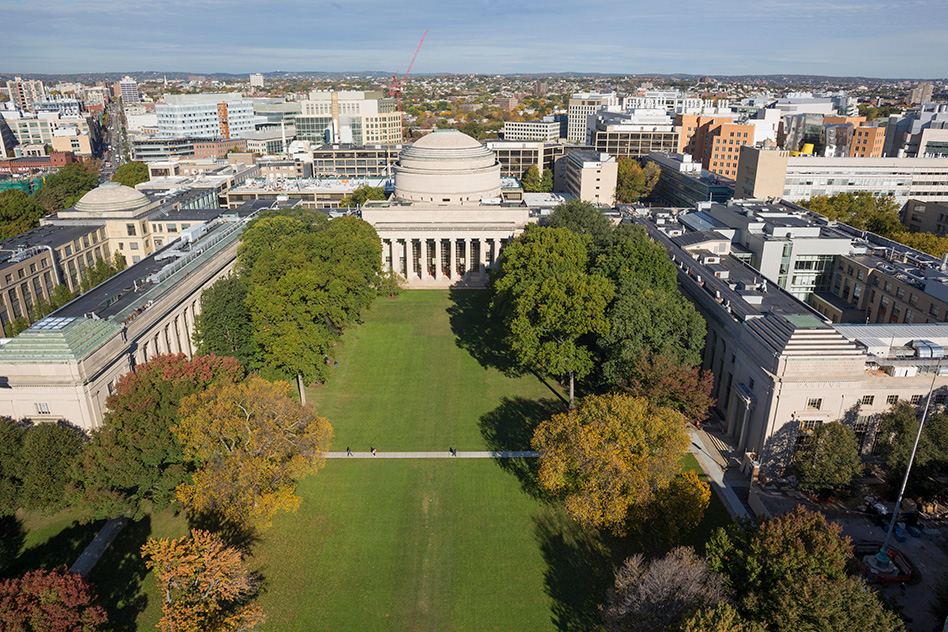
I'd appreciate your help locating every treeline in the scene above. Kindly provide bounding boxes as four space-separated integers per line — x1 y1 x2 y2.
194 208 383 385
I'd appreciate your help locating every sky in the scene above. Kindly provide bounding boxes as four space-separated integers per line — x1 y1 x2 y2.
2 0 947 78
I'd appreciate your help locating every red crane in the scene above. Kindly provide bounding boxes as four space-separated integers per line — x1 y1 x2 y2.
390 30 427 113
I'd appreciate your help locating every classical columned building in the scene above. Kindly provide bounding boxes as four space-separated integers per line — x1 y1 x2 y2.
362 130 533 288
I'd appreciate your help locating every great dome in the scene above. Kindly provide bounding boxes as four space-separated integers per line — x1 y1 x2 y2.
394 130 501 205
73 183 152 214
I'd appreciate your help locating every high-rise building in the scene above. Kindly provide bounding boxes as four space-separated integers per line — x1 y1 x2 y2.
5 77 46 111
249 73 265 88
567 92 618 143
118 76 140 104
156 93 255 139
677 115 754 178
553 151 618 206
295 91 400 145
909 82 934 105
590 111 679 159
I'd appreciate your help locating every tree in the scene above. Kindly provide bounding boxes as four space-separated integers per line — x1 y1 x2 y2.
79 256 124 293
377 268 403 298
521 164 542 192
32 162 99 212
20 422 86 512
193 275 261 371
142 529 264 632
602 547 728 632
547 199 616 253
706 506 853 619
615 157 659 204
491 226 614 407
0 418 26 515
592 224 678 294
338 185 386 208
619 352 715 425
792 422 861 495
626 470 711 546
0 189 45 239
73 354 243 520
767 574 903 632
0 566 108 631
111 161 149 187
875 402 948 499
803 192 902 238
532 393 689 532
539 167 553 193
892 231 948 258
676 604 766 632
174 377 333 526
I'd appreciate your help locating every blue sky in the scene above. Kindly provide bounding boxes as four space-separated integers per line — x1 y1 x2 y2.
2 0 946 78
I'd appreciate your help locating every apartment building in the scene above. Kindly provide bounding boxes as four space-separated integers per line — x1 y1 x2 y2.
5 77 46 111
567 92 618 143
118 76 140 104
554 151 617 206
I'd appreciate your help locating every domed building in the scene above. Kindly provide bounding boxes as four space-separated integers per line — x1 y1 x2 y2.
71 183 153 215
362 130 532 288
394 130 501 205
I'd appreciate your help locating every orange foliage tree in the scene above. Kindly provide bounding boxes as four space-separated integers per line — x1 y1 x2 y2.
142 529 264 632
532 392 689 532
174 377 332 526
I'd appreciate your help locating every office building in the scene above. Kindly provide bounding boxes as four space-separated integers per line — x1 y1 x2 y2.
554 151 617 206
735 146 948 204
902 199 948 235
485 140 564 178
677 115 754 177
5 77 46 111
849 125 886 158
590 111 680 159
567 92 618 143
311 143 403 178
2 111 99 148
50 127 94 158
909 82 934 105
646 152 734 208
33 99 83 118
249 73 265 88
243 130 287 155
296 91 401 145
883 104 948 158
502 120 562 142
118 76 140 104
157 94 256 139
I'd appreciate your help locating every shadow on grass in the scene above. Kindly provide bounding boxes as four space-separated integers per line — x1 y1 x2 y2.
88 515 153 632
447 288 519 375
4 518 106 578
187 510 260 553
0 514 25 576
479 396 564 500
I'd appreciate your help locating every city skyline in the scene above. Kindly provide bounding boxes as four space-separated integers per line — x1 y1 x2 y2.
2 0 947 78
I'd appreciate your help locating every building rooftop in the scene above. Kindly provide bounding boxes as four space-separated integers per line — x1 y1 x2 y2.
0 224 105 260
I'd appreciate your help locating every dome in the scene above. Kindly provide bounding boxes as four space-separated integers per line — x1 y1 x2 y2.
395 131 501 205
73 183 152 213
411 130 483 150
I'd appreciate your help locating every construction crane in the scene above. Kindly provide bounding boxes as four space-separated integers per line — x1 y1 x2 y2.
390 30 427 113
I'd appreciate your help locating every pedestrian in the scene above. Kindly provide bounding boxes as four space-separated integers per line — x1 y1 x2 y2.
334 361 338 368
346 446 352 457
449 447 454 456
371 447 376 457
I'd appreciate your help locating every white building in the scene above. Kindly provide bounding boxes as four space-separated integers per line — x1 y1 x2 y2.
249 73 265 88
119 76 140 104
503 120 562 142
567 92 618 143
296 91 400 145
156 93 256 139
5 77 46 111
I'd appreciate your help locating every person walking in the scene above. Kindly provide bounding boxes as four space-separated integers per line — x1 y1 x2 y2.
346 446 352 457
371 447 376 457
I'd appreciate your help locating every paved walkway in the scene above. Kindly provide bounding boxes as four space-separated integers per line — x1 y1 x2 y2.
69 516 129 576
325 450 540 459
687 428 749 520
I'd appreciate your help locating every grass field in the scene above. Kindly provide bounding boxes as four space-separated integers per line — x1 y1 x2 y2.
6 289 731 631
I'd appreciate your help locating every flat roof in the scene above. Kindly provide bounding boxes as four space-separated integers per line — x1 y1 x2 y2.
0 223 104 253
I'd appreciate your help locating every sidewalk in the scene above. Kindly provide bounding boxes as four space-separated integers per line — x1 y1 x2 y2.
324 450 539 459
688 427 749 520
69 516 129 576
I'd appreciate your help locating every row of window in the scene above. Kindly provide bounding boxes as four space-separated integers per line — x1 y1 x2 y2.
808 393 928 411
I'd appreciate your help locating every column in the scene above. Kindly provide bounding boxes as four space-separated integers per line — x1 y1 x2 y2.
463 239 471 276
434 238 442 280
389 239 396 274
449 239 456 280
404 239 412 279
170 321 182 355
420 237 428 280
182 310 194 356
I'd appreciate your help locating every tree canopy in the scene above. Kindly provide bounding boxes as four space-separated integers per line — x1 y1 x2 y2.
0 189 45 240
615 158 660 204
111 161 149 187
73 354 243 520
0 566 108 631
618 352 715 425
174 377 333 526
339 185 387 208
792 422 862 495
532 392 689 532
32 162 99 212
547 199 616 253
875 401 948 499
19 422 86 513
803 192 902 237
193 275 261 371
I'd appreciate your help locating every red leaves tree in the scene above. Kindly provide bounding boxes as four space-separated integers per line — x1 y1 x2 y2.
0 566 107 631
142 529 264 632
620 352 715 425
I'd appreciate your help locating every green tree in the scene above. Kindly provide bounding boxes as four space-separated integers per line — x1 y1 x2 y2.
0 189 45 239
547 199 616 253
676 604 766 632
875 401 948 499
32 162 99 212
792 422 861 495
539 167 553 193
616 157 660 204
803 192 902 238
377 268 403 298
491 226 614 407
768 574 903 632
338 185 387 208
20 422 86 512
111 161 149 187
532 393 689 532
49 283 76 310
73 354 243 520
892 230 948 258
0 418 26 516
193 275 261 371
592 224 678 293
79 256 122 293
521 164 541 192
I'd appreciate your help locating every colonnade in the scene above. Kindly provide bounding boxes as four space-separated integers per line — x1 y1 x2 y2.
135 297 202 364
381 235 508 285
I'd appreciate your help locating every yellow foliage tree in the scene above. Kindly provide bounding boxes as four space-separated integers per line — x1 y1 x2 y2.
628 470 711 545
532 393 689 533
175 377 333 526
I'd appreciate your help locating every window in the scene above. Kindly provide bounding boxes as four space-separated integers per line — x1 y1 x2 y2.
806 398 822 410
35 402 50 415
167 224 177 232
126 223 137 236
887 395 899 405
130 243 139 250
799 419 821 433
861 395 874 406
748 378 755 390
911 394 924 405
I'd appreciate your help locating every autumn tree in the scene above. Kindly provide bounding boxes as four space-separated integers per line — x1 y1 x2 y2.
174 377 333 526
626 470 711 546
675 604 766 632
619 353 715 425
0 566 108 631
338 185 387 208
193 275 261 371
491 225 614 407
615 157 660 204
892 230 948 258
73 354 243 520
19 422 86 512
532 393 689 532
803 192 902 238
603 546 728 632
142 529 264 632
111 161 149 187
792 422 861 495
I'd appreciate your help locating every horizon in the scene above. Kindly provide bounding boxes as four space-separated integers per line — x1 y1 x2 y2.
3 0 947 78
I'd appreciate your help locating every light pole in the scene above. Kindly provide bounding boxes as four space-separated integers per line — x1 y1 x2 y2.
875 358 941 567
